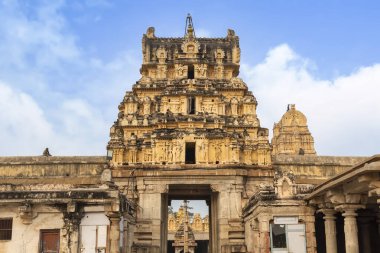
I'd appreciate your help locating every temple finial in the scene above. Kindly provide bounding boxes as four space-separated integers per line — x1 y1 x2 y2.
185 13 195 38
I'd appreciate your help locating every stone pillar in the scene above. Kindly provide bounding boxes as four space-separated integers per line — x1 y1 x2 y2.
210 188 219 253
336 205 364 253
212 182 247 253
257 214 270 253
304 211 317 253
122 216 129 253
132 183 167 253
108 213 121 253
319 209 337 253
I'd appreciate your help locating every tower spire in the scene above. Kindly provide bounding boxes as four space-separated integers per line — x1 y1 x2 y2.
185 13 195 38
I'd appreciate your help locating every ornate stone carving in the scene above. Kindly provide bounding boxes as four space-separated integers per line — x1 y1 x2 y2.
146 27 155 38
274 171 296 198
156 47 167 64
108 15 271 167
215 48 225 64
175 64 187 78
18 202 36 224
194 63 207 78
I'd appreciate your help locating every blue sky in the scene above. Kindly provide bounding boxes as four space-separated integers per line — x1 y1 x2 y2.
1 0 380 157
62 0 380 79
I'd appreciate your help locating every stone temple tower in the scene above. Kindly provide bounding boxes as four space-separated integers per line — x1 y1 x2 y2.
272 104 316 156
107 14 272 167
107 15 273 253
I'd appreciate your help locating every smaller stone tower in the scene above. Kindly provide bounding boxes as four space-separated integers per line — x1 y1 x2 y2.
272 104 316 155
172 200 197 253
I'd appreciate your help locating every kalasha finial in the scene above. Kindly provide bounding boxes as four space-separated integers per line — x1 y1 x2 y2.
185 13 195 38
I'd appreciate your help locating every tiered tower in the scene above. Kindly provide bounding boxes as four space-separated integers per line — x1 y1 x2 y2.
272 104 316 155
107 15 271 167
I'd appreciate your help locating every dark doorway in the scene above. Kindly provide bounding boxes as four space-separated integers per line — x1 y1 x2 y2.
40 229 60 253
196 240 209 253
188 97 196 115
315 212 326 253
188 65 194 79
336 213 346 253
167 240 174 253
185 142 196 164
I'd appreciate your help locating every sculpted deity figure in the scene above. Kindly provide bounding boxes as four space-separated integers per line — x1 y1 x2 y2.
175 64 186 78
156 47 167 64
156 65 167 79
215 65 224 79
146 27 155 38
195 64 207 78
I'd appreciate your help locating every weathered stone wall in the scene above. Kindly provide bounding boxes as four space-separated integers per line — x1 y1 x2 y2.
273 155 367 184
0 156 106 185
0 204 64 253
0 156 124 253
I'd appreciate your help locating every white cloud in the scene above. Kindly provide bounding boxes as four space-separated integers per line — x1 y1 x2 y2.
0 81 53 155
241 44 380 156
0 0 139 156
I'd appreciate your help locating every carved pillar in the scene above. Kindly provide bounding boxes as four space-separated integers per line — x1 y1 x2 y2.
18 202 35 225
108 213 121 253
319 209 337 253
336 205 364 253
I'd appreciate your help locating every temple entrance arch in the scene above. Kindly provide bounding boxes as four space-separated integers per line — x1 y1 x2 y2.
165 184 218 253
128 172 246 253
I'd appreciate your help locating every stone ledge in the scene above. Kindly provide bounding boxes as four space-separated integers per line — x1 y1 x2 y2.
273 155 367 166
0 156 107 165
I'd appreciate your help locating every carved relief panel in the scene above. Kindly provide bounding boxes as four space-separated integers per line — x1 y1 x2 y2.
214 65 224 79
181 40 200 58
166 97 182 113
175 64 188 79
201 98 218 114
194 64 207 79
215 48 225 64
125 102 138 114
230 97 239 116
142 97 152 115
156 47 167 64
156 65 167 79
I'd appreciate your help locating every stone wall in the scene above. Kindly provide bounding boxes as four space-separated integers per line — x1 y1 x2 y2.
273 155 367 184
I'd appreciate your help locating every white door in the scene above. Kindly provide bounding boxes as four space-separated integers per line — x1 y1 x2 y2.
80 212 110 253
80 225 97 253
287 224 306 253
80 225 108 253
